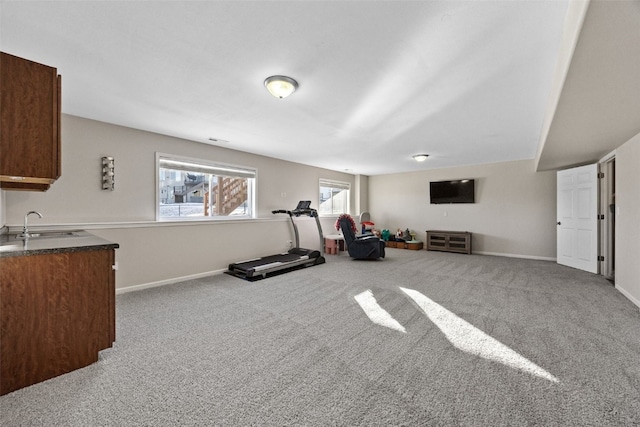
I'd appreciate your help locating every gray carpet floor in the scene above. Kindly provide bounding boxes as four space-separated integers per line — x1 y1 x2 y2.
1 249 639 426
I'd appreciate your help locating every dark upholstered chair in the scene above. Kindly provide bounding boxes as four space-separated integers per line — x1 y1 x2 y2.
339 217 385 260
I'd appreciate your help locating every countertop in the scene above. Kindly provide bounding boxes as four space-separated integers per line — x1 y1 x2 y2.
0 230 119 258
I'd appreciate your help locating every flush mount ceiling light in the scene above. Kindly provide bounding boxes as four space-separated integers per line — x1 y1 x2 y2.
264 75 298 99
412 154 430 162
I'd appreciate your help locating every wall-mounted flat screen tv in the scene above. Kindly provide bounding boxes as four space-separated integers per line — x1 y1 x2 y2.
430 179 475 204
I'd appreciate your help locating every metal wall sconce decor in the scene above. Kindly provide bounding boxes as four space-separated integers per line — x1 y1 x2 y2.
102 156 115 190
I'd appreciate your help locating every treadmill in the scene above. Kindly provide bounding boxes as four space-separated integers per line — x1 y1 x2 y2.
226 201 326 280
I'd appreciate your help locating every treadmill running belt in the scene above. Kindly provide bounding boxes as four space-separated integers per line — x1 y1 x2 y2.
231 253 307 271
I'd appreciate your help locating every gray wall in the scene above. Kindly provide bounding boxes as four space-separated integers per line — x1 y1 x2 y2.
5 115 357 223
615 132 640 307
0 191 5 232
3 115 355 290
3 115 639 308
369 160 557 259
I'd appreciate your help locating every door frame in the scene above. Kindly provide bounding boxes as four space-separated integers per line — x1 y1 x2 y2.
599 151 616 280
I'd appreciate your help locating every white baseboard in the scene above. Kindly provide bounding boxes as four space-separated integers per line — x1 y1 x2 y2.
474 251 557 262
116 268 227 294
616 285 640 310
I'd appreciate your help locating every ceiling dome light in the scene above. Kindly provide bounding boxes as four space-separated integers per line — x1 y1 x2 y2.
264 75 298 99
412 154 429 162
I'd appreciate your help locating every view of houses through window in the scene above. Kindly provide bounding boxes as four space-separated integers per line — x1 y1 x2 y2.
319 179 350 215
157 155 255 219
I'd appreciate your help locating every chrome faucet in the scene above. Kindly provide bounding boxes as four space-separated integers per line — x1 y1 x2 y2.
20 211 43 238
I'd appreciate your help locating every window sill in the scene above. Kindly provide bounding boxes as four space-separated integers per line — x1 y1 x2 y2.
5 217 281 233
157 216 253 222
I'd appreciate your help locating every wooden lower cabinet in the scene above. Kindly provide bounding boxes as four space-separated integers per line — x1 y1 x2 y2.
426 230 472 254
0 249 115 395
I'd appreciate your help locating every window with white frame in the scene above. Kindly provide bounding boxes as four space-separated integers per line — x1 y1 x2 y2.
157 154 256 220
319 179 350 215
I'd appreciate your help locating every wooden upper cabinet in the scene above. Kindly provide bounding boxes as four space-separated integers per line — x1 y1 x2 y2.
0 52 61 191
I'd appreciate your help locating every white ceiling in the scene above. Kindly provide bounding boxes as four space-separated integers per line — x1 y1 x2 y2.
0 1 582 175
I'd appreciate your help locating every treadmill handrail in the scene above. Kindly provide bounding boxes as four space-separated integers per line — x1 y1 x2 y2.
271 202 323 252
291 208 317 217
272 207 318 218
273 208 298 248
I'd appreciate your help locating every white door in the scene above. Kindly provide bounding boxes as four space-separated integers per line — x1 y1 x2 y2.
557 164 598 273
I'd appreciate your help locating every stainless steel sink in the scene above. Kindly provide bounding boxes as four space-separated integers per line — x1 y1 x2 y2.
26 231 79 238
11 231 82 240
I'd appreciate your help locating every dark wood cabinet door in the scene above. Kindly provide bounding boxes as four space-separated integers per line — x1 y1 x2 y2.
0 52 61 189
0 249 115 395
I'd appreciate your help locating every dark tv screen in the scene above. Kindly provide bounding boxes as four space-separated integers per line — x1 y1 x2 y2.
430 179 475 204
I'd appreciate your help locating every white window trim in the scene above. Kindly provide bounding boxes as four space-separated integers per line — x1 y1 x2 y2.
156 152 257 221
319 178 351 217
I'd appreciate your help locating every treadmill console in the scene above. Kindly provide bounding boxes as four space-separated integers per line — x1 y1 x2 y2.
296 200 311 210
292 200 316 217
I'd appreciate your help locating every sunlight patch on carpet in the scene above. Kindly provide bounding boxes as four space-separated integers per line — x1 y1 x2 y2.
354 290 407 333
400 287 559 383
